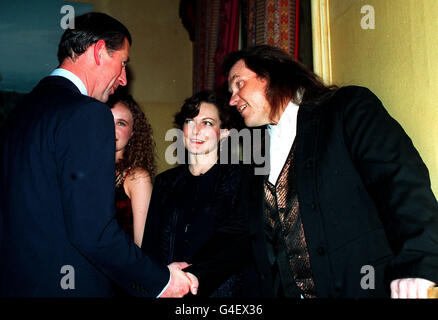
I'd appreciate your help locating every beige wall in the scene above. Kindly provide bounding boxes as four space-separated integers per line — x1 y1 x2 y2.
74 0 193 174
326 0 438 197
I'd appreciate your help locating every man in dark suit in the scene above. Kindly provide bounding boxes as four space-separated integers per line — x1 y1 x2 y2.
0 12 197 297
187 45 438 298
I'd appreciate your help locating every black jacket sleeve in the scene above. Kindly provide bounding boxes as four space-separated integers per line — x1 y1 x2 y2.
141 173 166 262
58 102 169 297
341 86 438 283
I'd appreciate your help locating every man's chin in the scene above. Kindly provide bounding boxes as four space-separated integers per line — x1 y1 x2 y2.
95 92 110 103
187 148 217 156
97 87 117 103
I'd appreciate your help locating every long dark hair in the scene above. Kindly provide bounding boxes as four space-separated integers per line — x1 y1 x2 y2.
222 45 337 121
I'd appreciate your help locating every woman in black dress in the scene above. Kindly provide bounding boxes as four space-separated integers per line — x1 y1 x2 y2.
142 90 246 297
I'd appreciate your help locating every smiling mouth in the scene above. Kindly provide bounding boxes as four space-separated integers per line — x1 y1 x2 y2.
239 103 248 113
190 139 204 144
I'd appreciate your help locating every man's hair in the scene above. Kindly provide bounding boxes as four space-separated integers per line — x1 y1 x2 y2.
57 12 132 64
222 45 337 121
174 90 241 130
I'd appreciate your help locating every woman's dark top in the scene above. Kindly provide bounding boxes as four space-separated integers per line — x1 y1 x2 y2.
142 163 247 297
115 171 134 239
171 164 220 262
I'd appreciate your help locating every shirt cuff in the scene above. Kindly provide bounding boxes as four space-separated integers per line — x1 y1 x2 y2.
156 271 171 298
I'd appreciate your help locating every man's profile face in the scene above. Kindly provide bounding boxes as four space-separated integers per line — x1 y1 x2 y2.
94 38 130 102
228 59 272 127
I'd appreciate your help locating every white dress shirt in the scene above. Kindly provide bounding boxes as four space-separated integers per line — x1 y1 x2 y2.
50 68 88 96
267 101 299 185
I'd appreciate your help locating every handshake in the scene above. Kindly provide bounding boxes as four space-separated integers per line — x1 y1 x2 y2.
160 262 199 298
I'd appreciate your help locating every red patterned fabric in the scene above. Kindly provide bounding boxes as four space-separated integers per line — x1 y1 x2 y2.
243 0 300 59
180 0 300 92
214 0 240 91
184 0 239 93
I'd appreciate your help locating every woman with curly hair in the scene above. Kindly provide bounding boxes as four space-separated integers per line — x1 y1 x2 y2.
109 94 156 247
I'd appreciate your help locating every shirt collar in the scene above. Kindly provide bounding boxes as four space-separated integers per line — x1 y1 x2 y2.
267 100 299 138
50 68 88 96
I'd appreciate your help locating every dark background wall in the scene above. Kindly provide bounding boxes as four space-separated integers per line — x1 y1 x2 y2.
0 0 93 128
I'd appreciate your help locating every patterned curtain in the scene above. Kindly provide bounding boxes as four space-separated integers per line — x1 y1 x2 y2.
242 0 300 59
179 0 300 93
180 0 240 94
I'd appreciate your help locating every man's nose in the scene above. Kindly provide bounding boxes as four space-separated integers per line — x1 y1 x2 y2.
229 93 239 106
119 68 127 86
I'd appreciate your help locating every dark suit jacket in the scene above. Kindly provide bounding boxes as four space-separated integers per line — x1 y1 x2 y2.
187 86 438 297
0 76 169 297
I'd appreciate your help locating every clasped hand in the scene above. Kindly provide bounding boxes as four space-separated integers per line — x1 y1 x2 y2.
160 262 198 298
391 278 435 298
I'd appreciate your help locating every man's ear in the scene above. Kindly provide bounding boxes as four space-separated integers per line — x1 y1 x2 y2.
93 39 106 66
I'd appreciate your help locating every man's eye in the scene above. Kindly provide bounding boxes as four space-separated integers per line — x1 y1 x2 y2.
236 81 243 88
184 119 194 124
204 121 213 126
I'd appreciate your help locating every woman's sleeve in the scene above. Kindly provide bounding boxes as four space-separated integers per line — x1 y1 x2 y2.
141 174 164 261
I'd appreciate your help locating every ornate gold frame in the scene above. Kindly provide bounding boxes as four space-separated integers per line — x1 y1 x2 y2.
311 0 332 84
